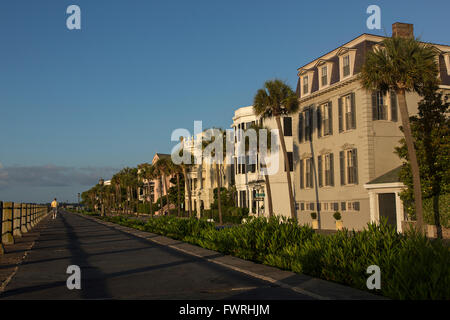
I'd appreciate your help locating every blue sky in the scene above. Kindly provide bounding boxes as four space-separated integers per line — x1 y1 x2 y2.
0 0 449 203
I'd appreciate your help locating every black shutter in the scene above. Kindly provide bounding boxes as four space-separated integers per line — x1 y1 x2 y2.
351 92 356 129
390 91 398 122
318 155 323 187
298 113 304 142
300 159 304 189
309 159 314 187
285 152 293 172
352 148 358 184
330 153 335 186
328 101 333 135
339 151 345 185
372 91 378 120
338 97 343 132
283 117 292 136
317 107 322 138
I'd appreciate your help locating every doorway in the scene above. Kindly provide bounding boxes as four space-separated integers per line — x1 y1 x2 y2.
378 193 397 231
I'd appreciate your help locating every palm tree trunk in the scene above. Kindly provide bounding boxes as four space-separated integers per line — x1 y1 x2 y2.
260 155 274 217
275 116 296 219
147 181 153 217
397 89 424 232
164 175 170 215
264 174 274 217
176 173 181 217
216 163 223 225
183 167 192 217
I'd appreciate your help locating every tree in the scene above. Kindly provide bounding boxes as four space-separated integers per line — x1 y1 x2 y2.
395 86 449 238
359 36 439 232
138 163 157 217
154 157 172 214
168 161 183 217
176 138 194 217
245 123 274 217
253 79 299 219
203 128 227 224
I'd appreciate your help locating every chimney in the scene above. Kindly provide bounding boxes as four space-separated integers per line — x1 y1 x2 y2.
392 22 414 38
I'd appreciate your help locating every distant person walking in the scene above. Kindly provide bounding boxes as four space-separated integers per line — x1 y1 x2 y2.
51 198 58 219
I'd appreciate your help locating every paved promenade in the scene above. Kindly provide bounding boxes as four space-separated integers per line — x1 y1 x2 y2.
0 212 378 300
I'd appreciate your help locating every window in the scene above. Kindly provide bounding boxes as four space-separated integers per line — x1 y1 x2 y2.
347 149 357 184
304 109 312 141
340 149 358 185
298 108 313 143
372 91 387 120
303 76 309 95
305 158 313 188
318 153 334 187
339 93 356 131
283 117 292 136
325 154 334 186
321 66 328 86
343 55 350 77
300 158 313 189
318 102 332 137
284 152 293 172
341 202 346 211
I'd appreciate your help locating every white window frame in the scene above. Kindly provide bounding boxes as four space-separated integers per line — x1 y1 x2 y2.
337 48 356 80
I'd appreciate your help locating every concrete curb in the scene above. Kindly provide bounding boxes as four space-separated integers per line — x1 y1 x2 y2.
78 213 385 300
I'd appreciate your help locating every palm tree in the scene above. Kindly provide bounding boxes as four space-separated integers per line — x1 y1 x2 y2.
246 123 274 217
202 127 228 225
359 36 439 232
253 79 299 219
168 161 183 217
177 137 195 217
138 163 157 217
155 157 172 215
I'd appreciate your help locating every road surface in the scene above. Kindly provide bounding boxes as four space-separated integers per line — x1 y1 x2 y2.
0 212 314 300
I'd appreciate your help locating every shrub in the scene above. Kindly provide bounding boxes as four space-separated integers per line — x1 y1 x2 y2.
98 215 450 300
310 212 317 220
333 211 341 221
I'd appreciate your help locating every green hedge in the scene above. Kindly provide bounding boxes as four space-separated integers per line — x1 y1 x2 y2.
423 194 450 228
97 215 450 300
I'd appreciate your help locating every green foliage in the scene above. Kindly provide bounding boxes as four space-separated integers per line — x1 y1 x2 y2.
422 194 450 228
201 206 249 224
98 215 450 300
395 86 449 227
333 211 341 221
310 212 317 220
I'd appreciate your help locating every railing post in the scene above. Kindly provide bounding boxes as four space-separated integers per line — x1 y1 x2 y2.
21 203 28 233
26 204 31 230
2 202 15 244
0 201 4 254
30 204 34 227
13 202 22 237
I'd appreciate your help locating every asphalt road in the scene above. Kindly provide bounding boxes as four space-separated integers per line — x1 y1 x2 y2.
0 212 313 300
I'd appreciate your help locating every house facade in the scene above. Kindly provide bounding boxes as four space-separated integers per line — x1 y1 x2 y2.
231 106 294 217
293 23 450 231
183 132 234 216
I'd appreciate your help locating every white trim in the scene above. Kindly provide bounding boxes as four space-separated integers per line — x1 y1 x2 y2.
364 182 405 189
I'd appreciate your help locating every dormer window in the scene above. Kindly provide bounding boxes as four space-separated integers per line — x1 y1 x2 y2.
444 52 450 75
303 76 309 94
337 47 356 80
321 66 328 86
343 55 350 77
